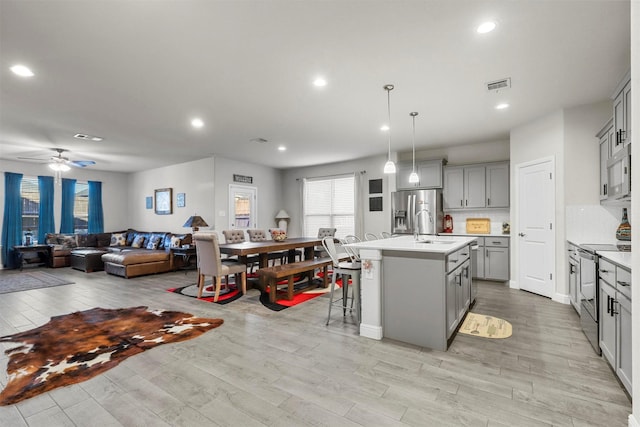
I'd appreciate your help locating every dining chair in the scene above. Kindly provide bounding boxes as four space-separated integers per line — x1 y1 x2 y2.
194 233 247 302
322 236 361 325
381 231 392 239
221 229 258 269
315 227 337 258
247 229 287 267
364 232 379 241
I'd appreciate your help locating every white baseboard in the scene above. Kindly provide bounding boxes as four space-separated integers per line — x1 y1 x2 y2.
553 293 570 305
509 279 519 289
359 324 383 340
629 413 639 427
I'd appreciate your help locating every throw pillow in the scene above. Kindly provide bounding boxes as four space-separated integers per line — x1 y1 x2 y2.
110 233 127 247
131 235 146 248
60 235 77 249
170 236 182 248
146 236 161 250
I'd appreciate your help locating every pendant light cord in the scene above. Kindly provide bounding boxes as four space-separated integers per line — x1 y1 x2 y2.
387 88 392 159
412 114 416 172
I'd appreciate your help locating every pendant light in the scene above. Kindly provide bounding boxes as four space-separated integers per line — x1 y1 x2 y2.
383 84 396 174
409 112 419 183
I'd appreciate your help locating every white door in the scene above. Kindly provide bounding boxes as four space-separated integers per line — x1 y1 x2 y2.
517 158 554 298
229 185 257 230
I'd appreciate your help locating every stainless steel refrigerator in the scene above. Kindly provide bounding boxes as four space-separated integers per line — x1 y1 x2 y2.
391 189 443 235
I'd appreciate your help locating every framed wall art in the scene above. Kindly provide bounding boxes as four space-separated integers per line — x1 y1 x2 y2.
176 192 186 208
145 196 153 209
154 188 173 215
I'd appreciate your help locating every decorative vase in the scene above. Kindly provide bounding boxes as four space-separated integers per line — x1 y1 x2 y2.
616 208 631 241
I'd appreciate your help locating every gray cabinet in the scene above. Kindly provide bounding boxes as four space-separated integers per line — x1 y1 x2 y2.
443 162 509 210
486 163 509 208
612 73 631 153
597 119 614 201
598 257 632 396
397 159 444 190
446 246 472 339
464 166 486 208
473 236 509 281
567 242 580 314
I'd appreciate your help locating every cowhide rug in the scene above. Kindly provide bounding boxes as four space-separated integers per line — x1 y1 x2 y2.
0 306 223 405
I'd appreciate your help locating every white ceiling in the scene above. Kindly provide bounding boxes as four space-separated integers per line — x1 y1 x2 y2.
0 0 631 173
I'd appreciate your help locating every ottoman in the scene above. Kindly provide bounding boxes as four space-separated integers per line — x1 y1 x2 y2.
71 249 108 273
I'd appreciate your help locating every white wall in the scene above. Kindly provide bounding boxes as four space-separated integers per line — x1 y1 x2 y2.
400 139 510 165
213 157 283 235
564 100 613 205
282 154 390 237
0 159 130 233
127 157 215 234
510 110 565 297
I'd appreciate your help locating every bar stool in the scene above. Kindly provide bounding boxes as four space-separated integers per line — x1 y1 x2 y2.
322 236 361 325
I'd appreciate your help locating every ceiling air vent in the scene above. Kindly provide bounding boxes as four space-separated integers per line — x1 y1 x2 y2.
250 138 268 144
486 78 511 92
74 133 89 140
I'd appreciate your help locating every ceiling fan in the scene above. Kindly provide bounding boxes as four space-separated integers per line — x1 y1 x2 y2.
18 148 96 169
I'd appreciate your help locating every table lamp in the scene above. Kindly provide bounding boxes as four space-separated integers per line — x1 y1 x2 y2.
275 209 290 234
183 214 209 234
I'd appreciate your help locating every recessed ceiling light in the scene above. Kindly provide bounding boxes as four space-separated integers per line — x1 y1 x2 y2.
495 103 509 110
380 125 390 131
10 64 34 77
278 145 286 151
477 21 497 34
91 137 103 142
191 118 204 128
313 77 327 87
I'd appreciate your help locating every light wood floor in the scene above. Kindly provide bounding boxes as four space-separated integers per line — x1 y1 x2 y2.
0 267 632 426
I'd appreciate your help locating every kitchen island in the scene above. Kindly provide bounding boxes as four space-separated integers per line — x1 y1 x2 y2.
345 235 477 351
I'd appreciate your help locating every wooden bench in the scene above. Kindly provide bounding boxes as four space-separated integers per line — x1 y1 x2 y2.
257 258 333 303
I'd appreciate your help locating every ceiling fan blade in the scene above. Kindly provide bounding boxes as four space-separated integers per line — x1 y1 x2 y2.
17 156 49 161
69 160 96 168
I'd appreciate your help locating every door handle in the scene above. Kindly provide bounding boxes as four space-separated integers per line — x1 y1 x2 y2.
518 232 526 237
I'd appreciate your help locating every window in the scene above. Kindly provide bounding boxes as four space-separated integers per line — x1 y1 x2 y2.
303 174 355 239
21 176 39 242
74 181 89 233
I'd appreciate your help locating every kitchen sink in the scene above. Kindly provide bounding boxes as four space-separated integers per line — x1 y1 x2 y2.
416 239 454 244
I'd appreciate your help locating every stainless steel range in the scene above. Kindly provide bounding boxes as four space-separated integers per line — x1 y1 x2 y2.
578 243 631 354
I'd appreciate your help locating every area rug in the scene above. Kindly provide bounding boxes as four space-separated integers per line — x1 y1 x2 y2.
259 277 333 311
0 271 74 294
459 312 512 339
0 306 223 406
168 280 243 304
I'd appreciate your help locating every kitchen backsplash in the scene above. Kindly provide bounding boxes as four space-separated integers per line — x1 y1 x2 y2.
443 209 510 235
566 204 629 243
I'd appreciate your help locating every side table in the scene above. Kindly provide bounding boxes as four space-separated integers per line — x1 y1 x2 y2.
172 247 197 271
13 245 51 271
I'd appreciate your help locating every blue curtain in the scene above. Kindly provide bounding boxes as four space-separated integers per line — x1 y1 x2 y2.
88 180 104 233
2 172 23 269
60 178 76 233
38 175 55 243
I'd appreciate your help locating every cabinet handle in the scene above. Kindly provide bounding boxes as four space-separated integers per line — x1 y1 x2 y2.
617 280 630 287
612 300 619 316
465 199 468 206
487 198 490 206
621 130 626 143
460 200 463 207
604 184 607 195
616 130 621 145
461 253 468 257
607 295 611 314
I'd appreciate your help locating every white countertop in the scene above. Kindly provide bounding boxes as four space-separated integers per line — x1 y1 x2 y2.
346 235 477 254
597 251 632 270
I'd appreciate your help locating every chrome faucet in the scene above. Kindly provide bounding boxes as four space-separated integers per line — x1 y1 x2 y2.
414 208 433 240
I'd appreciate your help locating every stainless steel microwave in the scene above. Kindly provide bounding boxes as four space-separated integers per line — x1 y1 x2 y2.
607 144 631 200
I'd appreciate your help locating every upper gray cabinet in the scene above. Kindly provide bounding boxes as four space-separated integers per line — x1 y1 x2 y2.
486 163 510 208
597 118 614 201
396 159 444 190
612 71 631 153
443 162 509 210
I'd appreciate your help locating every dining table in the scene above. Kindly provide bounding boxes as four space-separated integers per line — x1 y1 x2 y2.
218 237 323 270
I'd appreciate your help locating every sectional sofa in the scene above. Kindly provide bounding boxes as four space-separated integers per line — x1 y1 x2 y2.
45 230 192 278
